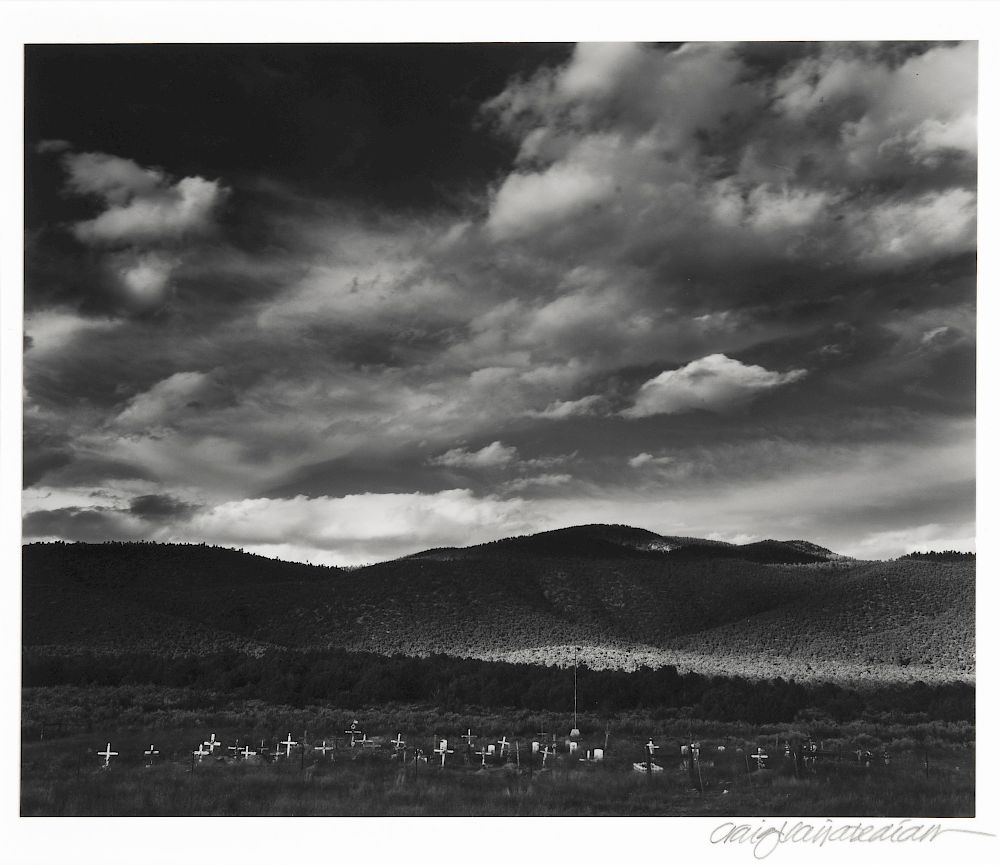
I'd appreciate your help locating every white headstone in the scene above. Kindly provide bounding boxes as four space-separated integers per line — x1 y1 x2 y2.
593 748 604 761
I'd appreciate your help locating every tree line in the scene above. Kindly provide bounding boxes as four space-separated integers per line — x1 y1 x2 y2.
22 648 974 725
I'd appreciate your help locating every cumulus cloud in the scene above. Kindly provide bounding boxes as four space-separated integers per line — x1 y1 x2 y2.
623 354 808 418
73 174 226 246
428 441 518 469
180 489 544 565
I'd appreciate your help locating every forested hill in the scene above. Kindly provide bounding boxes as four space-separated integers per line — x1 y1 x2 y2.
22 527 974 685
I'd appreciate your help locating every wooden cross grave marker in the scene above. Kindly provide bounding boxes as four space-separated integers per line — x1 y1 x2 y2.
751 747 768 769
193 744 210 763
314 740 334 758
498 736 510 756
280 733 298 757
204 733 221 754
434 739 455 767
392 733 405 751
144 744 159 765
241 745 257 759
97 742 118 768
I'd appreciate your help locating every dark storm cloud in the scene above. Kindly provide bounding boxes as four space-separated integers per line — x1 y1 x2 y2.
128 494 199 520
22 41 976 563
22 506 147 543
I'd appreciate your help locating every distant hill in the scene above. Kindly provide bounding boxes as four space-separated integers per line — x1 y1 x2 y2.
22 525 973 685
409 524 835 564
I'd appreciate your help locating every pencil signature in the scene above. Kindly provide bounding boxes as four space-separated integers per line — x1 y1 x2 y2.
709 819 995 859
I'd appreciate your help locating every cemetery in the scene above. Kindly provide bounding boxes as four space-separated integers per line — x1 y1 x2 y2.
20 714 975 816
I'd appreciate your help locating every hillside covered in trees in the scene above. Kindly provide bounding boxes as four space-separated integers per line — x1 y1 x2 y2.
22 525 975 685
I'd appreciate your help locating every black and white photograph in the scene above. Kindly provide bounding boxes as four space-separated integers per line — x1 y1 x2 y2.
3 0 996 857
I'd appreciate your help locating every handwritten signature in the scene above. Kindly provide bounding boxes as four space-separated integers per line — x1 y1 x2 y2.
709 819 995 859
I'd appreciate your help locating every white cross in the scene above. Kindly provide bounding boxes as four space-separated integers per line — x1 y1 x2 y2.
751 748 768 769
475 746 489 766
204 733 220 754
314 740 334 757
144 744 159 761
392 733 405 751
345 725 361 747
228 740 241 757
241 745 257 759
541 745 555 767
433 740 454 766
358 733 377 748
193 744 209 762
498 736 510 755
646 738 660 756
97 742 118 766
461 728 476 747
280 733 297 757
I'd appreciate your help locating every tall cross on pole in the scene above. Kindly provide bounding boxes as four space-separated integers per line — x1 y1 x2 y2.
571 648 581 737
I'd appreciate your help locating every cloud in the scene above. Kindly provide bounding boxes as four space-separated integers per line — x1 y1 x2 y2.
36 138 72 154
487 162 614 240
114 370 229 432
73 174 227 246
128 493 198 520
180 489 544 566
62 153 228 246
628 453 674 468
531 394 607 419
502 473 573 493
428 441 518 469
23 308 119 356
623 354 808 418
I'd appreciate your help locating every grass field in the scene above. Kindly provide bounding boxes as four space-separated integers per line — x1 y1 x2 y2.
20 724 975 817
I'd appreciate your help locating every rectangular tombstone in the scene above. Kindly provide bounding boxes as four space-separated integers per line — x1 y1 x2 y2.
593 748 604 761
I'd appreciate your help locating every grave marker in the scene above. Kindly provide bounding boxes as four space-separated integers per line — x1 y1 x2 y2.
97 742 118 768
433 739 455 767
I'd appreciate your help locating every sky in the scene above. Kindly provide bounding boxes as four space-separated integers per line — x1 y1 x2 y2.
21 41 977 565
